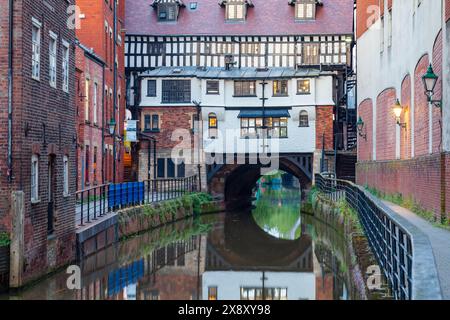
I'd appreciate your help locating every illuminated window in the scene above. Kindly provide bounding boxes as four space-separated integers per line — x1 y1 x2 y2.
208 113 218 139
297 79 310 94
273 80 289 96
208 287 218 300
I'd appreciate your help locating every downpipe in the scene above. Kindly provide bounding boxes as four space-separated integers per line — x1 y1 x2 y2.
7 0 14 182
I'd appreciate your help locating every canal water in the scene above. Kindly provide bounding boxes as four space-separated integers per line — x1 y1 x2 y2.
1 173 366 300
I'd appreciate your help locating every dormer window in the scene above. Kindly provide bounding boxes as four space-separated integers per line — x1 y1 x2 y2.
152 0 185 22
289 0 319 21
219 0 254 22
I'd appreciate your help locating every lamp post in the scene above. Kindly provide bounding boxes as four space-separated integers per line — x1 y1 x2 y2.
108 118 117 183
422 64 442 108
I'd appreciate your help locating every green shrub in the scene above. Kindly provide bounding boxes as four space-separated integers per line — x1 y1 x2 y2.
0 232 11 247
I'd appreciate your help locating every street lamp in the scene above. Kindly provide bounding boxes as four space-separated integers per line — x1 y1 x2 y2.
392 99 406 129
356 116 367 140
108 118 116 136
422 64 442 108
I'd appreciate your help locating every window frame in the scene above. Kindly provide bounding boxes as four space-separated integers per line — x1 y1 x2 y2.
297 79 311 95
299 110 309 127
31 155 40 203
49 31 58 88
157 4 178 22
206 80 220 95
226 2 245 21
240 117 288 139
31 18 42 81
208 113 218 139
295 0 316 21
63 155 69 197
147 79 157 97
62 40 70 92
234 80 256 97
273 80 289 97
161 80 191 104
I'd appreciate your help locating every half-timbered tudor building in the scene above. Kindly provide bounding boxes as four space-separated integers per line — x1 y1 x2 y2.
124 0 355 197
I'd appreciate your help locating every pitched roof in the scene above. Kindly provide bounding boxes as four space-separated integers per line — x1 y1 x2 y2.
125 0 354 36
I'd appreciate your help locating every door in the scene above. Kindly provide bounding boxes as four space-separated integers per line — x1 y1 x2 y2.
47 155 56 235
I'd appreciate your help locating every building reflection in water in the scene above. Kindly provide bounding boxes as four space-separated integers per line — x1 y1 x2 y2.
6 174 358 301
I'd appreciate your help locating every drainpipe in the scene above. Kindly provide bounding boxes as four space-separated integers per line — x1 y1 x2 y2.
7 0 14 182
112 0 118 184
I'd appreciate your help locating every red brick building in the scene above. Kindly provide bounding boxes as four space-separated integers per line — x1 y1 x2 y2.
0 0 77 286
356 0 450 222
75 0 126 184
75 42 105 190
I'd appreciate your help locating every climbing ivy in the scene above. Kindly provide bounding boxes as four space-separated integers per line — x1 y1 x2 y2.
0 232 10 247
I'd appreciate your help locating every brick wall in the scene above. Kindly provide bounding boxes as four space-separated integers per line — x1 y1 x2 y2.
376 88 397 160
400 75 412 159
356 155 442 219
75 45 105 190
0 0 77 283
356 0 380 39
315 105 334 150
446 0 450 22
432 31 443 154
357 99 373 161
414 54 430 157
76 0 126 183
446 153 450 219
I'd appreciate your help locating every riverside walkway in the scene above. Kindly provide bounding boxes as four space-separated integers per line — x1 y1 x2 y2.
382 201 450 300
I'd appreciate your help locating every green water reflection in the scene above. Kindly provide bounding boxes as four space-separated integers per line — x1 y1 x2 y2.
252 172 302 240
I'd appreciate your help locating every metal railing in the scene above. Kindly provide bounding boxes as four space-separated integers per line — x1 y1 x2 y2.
315 173 413 300
75 175 198 227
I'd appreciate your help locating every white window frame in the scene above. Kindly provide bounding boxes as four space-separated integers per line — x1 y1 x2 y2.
85 77 90 122
49 31 58 88
31 18 42 80
93 82 98 124
31 155 39 202
62 40 70 92
63 155 69 197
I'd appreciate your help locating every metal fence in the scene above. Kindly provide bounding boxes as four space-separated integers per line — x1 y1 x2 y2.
315 173 413 300
75 175 198 227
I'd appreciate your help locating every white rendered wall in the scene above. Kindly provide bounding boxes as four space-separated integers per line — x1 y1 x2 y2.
357 0 444 158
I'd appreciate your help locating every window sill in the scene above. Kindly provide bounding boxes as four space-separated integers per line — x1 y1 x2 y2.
32 76 40 82
273 94 289 97
47 234 56 241
240 137 289 140
206 92 220 95
296 92 311 95
63 193 70 198
232 95 257 98
298 125 310 128
31 199 41 205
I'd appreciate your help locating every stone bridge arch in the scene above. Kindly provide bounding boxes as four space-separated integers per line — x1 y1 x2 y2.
207 154 313 208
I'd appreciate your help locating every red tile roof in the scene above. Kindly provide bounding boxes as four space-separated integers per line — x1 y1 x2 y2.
125 0 354 36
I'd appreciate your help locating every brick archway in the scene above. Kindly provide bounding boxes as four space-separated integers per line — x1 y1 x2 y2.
208 156 312 209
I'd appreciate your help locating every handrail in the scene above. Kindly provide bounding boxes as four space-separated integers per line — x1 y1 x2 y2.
75 175 199 228
315 173 442 300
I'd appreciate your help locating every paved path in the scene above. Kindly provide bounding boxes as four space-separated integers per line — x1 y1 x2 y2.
382 200 450 300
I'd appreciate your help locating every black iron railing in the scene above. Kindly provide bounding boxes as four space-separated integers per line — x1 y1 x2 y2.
76 175 198 227
315 173 413 300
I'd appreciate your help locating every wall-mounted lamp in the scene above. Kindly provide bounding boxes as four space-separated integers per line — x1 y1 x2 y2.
393 99 407 129
108 118 116 136
24 122 31 137
356 116 367 140
422 64 442 108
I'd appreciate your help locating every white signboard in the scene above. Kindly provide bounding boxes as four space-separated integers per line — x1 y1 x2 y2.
126 120 138 142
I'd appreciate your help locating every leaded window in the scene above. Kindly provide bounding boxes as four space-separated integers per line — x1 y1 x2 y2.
241 117 288 138
234 81 256 97
162 80 191 103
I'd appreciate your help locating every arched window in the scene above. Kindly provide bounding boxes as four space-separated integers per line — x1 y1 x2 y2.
299 110 309 127
208 113 218 139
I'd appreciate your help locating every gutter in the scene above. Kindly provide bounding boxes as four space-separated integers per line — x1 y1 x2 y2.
7 0 14 182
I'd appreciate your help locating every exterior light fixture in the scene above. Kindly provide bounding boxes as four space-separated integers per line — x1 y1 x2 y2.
356 116 367 140
393 99 406 129
422 64 442 108
108 118 116 136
